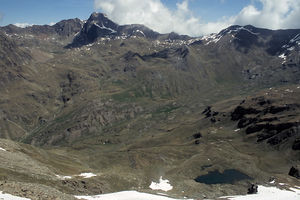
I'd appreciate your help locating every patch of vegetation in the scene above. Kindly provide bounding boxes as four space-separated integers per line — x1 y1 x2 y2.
154 104 180 114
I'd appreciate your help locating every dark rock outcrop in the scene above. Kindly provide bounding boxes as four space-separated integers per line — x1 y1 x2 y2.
231 106 260 121
292 139 300 150
193 132 202 139
247 184 258 194
288 166 300 179
231 95 300 149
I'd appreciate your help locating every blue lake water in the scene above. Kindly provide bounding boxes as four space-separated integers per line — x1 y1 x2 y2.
194 169 252 184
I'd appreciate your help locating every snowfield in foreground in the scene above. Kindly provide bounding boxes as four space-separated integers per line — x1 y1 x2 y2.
75 185 300 200
149 177 173 191
0 191 30 200
219 185 300 200
1 184 299 200
75 191 188 200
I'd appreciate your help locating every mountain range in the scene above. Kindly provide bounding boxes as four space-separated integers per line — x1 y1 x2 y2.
0 12 299 199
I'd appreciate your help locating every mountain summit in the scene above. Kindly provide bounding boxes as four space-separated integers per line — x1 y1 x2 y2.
71 12 119 46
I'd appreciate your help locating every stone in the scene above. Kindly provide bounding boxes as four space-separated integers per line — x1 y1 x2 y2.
247 184 258 194
288 166 300 179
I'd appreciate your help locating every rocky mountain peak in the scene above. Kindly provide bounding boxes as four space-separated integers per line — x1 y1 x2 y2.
52 18 83 37
85 12 118 32
68 12 119 47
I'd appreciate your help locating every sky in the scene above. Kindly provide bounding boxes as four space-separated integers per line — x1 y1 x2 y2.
0 0 300 36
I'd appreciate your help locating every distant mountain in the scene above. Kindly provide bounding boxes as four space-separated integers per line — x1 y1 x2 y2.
199 25 300 55
1 18 83 38
67 12 190 47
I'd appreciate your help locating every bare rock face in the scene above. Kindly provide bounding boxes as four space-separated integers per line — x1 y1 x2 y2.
52 18 83 37
69 12 119 47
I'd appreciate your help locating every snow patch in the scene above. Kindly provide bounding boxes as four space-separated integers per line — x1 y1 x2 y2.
14 23 33 28
94 23 117 33
149 177 173 192
290 33 300 44
75 191 187 200
285 89 293 93
219 185 300 200
0 147 6 151
238 27 259 35
278 53 287 64
234 129 240 132
135 30 146 37
55 174 72 180
202 33 222 45
77 173 97 178
0 191 31 200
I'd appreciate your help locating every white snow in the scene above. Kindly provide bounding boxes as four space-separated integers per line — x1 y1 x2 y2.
14 23 33 28
0 191 31 200
94 23 117 33
234 129 240 132
278 54 286 60
238 27 259 35
0 147 6 151
77 173 97 178
290 33 300 44
202 33 222 45
285 89 293 93
135 30 146 37
149 177 173 192
75 191 188 200
278 53 287 64
219 185 300 200
55 174 72 180
269 180 275 184
55 172 96 179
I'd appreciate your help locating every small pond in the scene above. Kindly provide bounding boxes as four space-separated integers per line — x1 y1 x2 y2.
194 169 252 184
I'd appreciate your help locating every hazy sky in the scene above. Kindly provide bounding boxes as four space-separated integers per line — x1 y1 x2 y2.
1 0 300 36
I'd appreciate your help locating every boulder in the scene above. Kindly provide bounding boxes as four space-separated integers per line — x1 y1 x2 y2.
247 184 258 194
288 166 300 179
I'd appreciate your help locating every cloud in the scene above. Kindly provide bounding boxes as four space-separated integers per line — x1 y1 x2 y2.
94 0 232 36
14 23 33 28
94 0 300 36
234 0 300 30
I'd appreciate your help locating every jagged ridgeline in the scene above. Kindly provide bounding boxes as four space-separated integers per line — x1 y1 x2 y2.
0 12 300 199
